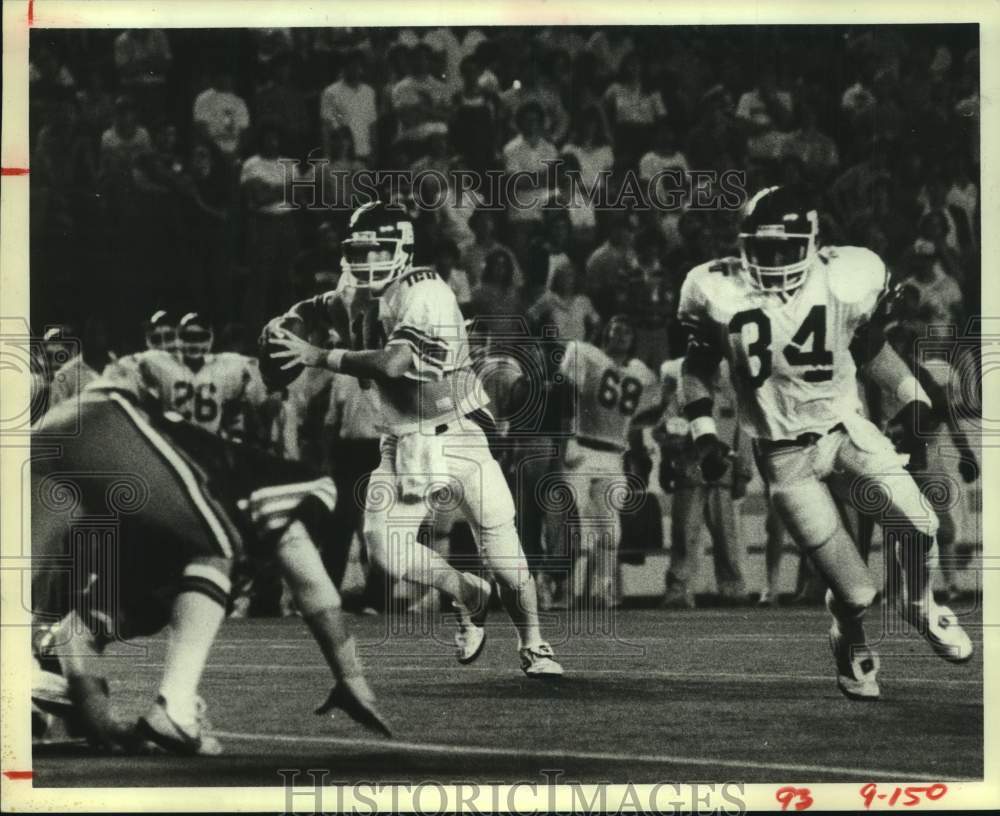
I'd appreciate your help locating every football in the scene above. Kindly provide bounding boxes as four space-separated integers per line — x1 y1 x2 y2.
257 314 308 391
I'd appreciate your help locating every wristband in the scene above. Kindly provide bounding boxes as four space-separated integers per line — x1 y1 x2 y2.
689 416 718 440
325 349 347 372
895 376 931 411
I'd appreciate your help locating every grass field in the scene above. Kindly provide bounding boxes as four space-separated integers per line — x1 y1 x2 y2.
33 603 983 786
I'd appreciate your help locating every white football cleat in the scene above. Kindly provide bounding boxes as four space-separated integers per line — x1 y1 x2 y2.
455 622 487 664
829 619 880 702
902 602 974 663
137 695 223 756
454 573 491 664
519 642 564 679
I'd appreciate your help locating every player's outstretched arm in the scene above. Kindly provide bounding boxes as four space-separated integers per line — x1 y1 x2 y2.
269 329 414 381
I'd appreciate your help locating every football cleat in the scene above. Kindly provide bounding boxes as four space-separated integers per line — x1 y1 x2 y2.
757 589 779 608
662 584 695 610
455 623 487 665
519 642 564 679
829 619 881 702
315 677 392 738
902 602 974 663
136 695 223 756
453 573 492 664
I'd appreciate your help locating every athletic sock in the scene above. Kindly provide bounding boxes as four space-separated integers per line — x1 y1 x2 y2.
895 531 938 612
303 607 362 681
158 591 225 729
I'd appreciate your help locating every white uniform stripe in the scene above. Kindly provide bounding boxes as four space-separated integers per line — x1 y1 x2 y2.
108 393 233 557
182 562 232 594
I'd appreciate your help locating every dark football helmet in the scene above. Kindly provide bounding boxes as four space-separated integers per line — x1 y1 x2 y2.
144 310 178 353
738 186 818 294
178 311 213 366
340 200 415 292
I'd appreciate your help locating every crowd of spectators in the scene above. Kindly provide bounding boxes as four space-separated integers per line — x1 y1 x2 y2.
30 25 980 367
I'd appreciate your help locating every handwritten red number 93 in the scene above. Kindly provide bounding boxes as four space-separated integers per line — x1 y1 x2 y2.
776 786 814 811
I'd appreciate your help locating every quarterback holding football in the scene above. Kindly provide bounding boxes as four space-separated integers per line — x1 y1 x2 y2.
678 185 973 700
264 200 563 678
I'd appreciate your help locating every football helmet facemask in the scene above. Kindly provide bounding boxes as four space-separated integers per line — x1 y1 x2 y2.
178 312 213 365
144 310 178 354
340 200 415 293
738 186 818 295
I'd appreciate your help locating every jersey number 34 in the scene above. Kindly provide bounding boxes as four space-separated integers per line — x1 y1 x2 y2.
728 304 833 388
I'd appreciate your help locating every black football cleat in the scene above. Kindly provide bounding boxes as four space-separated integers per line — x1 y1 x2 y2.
316 677 392 738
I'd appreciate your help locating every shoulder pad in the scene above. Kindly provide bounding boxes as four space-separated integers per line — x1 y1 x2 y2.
704 256 743 277
626 358 657 383
822 245 888 305
660 357 684 383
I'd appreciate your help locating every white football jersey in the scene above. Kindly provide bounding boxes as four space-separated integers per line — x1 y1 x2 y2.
561 340 658 451
287 268 489 434
678 245 888 441
101 350 267 435
375 268 489 431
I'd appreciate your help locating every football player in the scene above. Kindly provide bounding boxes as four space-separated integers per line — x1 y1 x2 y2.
104 311 268 440
655 357 750 608
265 200 563 677
144 309 181 357
31 377 390 754
678 185 973 701
47 317 118 408
874 320 980 599
546 315 659 607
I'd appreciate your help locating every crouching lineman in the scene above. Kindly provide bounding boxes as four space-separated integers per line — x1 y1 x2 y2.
677 185 973 701
265 200 562 677
31 378 390 754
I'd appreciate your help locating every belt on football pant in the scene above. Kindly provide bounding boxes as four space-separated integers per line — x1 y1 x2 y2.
433 408 497 436
576 436 627 454
756 422 847 453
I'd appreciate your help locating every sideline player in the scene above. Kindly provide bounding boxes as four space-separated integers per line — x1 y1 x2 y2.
104 311 268 439
546 315 658 607
677 185 973 700
31 377 390 754
265 200 563 677
656 357 750 608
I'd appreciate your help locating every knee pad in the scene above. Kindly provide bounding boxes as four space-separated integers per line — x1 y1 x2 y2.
479 520 531 591
770 481 840 550
809 528 876 611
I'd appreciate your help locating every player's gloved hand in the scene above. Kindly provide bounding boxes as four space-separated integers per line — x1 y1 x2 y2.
893 400 936 473
694 433 731 482
957 449 978 483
